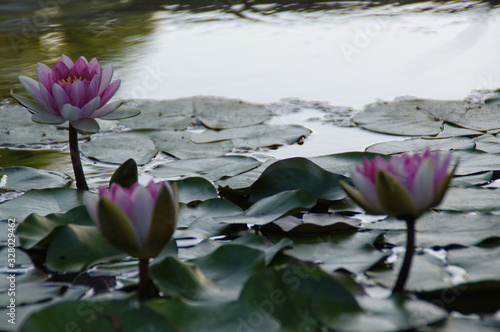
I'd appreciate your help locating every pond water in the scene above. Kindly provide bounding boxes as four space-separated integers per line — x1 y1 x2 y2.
1 0 500 172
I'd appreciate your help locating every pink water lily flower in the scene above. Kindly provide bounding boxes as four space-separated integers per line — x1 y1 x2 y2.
85 180 178 259
341 150 454 220
12 55 138 133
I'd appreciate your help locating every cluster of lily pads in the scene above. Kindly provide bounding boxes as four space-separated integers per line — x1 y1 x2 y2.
0 57 500 331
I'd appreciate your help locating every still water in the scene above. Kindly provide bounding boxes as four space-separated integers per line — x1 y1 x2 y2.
1 1 500 163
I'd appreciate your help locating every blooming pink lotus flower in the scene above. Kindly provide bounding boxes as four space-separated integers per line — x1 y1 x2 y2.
12 55 138 133
85 180 178 259
341 150 454 220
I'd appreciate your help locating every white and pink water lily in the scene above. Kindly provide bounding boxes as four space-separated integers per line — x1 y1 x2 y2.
12 55 139 133
341 150 455 220
85 181 178 259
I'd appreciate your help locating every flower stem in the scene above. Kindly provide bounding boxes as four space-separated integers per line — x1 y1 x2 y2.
69 125 88 190
392 217 416 295
137 258 150 301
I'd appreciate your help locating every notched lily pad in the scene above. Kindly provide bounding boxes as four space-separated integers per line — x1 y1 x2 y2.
193 96 271 129
262 213 361 234
117 98 194 130
149 156 261 181
365 137 475 155
0 166 69 191
191 124 311 149
249 157 348 203
80 130 157 165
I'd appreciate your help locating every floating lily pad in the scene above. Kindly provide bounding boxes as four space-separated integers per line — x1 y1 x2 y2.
368 251 456 292
473 134 500 154
354 100 443 136
450 149 500 176
175 198 243 239
191 124 311 148
451 172 493 188
149 156 261 181
151 131 233 159
310 152 390 177
118 99 194 130
249 157 348 203
216 159 275 190
448 246 500 284
193 96 271 129
147 296 280 332
45 224 125 273
363 212 500 248
429 123 483 139
151 245 266 303
262 213 361 234
170 177 218 204
365 137 475 155
438 187 500 212
285 231 387 274
20 297 174 332
0 166 69 191
0 188 86 221
0 105 69 145
218 190 317 226
80 130 157 165
421 317 500 332
18 205 93 249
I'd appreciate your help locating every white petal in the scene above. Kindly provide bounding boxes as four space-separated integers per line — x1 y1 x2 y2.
32 112 65 124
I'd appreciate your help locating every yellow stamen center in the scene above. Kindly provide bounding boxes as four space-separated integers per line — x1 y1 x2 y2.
60 76 86 84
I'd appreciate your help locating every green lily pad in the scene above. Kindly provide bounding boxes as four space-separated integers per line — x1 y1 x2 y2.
147 296 280 332
438 187 500 212
249 157 348 203
262 213 361 234
0 188 86 221
473 134 500 154
429 123 483 139
450 149 500 176
20 297 174 332
117 99 194 130
356 98 500 136
365 137 475 155
191 124 311 148
354 100 444 136
216 159 276 190
45 224 125 273
451 172 493 187
285 231 387 274
367 251 455 292
151 131 234 159
170 177 218 204
151 244 266 303
193 96 271 129
310 152 390 177
0 166 69 191
80 130 157 165
312 292 447 332
448 246 500 284
421 316 500 332
149 156 261 181
218 190 317 226
0 283 88 332
363 212 500 248
0 105 69 145
175 198 243 239
18 205 93 249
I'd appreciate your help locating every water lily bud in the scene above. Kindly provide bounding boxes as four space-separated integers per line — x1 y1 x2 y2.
85 180 178 259
340 150 454 220
11 54 139 133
